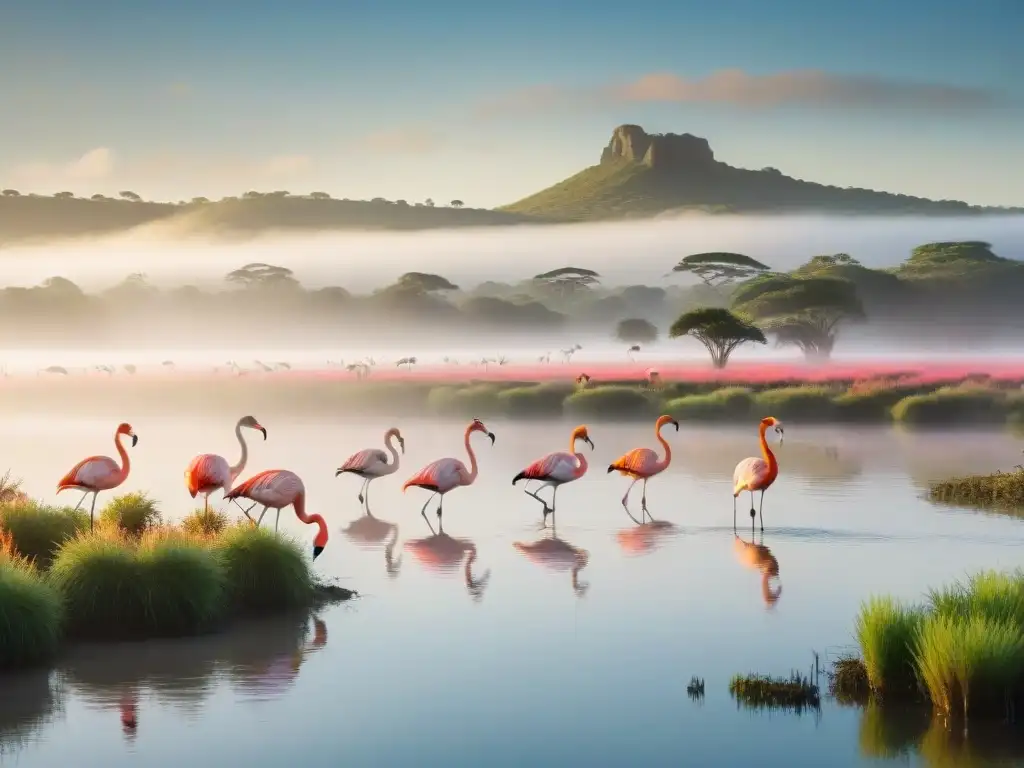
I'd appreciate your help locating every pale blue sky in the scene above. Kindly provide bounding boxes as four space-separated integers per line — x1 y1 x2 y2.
1 0 1021 206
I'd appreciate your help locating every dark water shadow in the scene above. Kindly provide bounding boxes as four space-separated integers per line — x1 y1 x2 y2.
341 505 402 578
60 612 329 722
733 531 782 608
514 519 589 598
858 701 1024 765
404 518 490 602
0 668 63 758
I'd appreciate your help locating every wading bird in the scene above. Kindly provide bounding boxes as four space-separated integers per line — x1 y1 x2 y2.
561 344 582 363
402 419 495 523
627 344 641 361
513 525 589 597
40 365 68 375
607 414 679 514
396 356 417 369
184 415 267 516
512 425 593 520
732 416 784 532
225 470 328 560
57 422 137 531
335 427 405 507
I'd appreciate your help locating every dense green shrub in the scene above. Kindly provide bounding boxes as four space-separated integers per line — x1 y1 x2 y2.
214 526 314 615
99 492 162 537
562 386 659 420
497 383 573 418
665 387 753 421
0 554 62 668
181 507 230 537
855 596 924 698
49 532 225 639
426 384 505 418
0 501 88 568
891 386 1006 425
755 386 837 421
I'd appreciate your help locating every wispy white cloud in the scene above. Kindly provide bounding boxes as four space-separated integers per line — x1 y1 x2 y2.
476 69 1005 118
7 147 115 190
360 126 446 154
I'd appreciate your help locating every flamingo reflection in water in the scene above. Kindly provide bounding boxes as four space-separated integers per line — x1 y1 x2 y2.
615 504 678 556
513 522 589 598
404 517 490 601
234 615 329 701
733 532 782 607
341 507 403 578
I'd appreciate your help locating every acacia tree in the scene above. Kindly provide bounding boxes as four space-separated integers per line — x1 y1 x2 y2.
118 190 142 202
450 199 464 208
669 307 766 368
2 189 20 197
671 252 771 287
225 263 300 291
392 272 459 294
731 275 864 360
533 267 600 299
616 318 658 344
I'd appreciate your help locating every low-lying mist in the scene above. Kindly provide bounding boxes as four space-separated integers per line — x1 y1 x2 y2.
4 214 1024 292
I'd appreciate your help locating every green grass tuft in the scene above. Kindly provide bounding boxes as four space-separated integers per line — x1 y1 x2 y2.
665 387 753 421
214 525 314 615
48 531 225 639
728 671 821 713
563 385 659 420
0 501 88 569
99 491 162 537
929 468 1024 510
755 386 837 421
426 384 506 418
829 655 870 705
891 386 1007 425
496 383 573 418
855 596 925 698
181 507 230 537
0 558 63 668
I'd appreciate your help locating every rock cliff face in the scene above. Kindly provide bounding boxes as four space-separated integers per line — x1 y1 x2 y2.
600 124 717 171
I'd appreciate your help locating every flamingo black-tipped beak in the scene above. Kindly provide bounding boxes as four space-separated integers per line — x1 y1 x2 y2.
334 468 343 477
312 545 324 560
131 434 138 447
585 436 595 450
399 438 406 454
672 420 680 431
487 432 496 445
258 426 267 440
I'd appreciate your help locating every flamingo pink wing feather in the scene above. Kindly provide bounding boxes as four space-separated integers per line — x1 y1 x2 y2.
185 454 229 496
609 447 659 478
403 459 462 493
339 449 386 472
58 455 120 491
733 457 769 494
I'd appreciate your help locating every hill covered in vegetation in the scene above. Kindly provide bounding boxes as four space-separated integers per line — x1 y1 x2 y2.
0 190 538 245
501 124 1024 221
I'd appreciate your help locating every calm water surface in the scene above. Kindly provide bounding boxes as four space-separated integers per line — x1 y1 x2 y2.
3 416 1024 767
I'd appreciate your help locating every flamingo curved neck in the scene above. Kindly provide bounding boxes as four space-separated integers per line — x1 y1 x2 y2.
383 433 400 471
655 422 672 469
114 431 131 478
462 428 480 485
293 493 328 546
758 424 778 476
229 421 249 479
572 441 589 477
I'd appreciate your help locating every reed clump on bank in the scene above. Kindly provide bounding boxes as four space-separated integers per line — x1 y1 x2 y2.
98 491 162 537
728 671 821 713
0 501 352 667
321 376 1024 426
845 569 1024 724
929 468 1024 510
0 531 62 669
0 500 88 569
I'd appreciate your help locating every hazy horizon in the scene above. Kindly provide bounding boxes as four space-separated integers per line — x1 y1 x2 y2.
2 213 1023 292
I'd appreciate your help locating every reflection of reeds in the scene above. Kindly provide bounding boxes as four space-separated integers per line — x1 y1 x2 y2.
0 668 64 757
686 676 705 702
728 671 820 714
857 701 930 760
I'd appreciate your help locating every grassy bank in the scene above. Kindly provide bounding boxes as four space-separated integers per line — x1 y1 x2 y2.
392 377 1024 427
929 468 1024 511
839 570 1024 724
0 493 352 669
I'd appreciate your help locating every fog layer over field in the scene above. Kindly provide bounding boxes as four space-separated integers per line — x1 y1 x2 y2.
3 214 1023 292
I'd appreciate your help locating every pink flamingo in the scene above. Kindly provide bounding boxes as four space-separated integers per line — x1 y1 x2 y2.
57 422 137 531
732 416 784 532
402 418 495 523
224 470 328 560
184 415 266 517
335 427 405 507
606 414 679 514
511 424 593 520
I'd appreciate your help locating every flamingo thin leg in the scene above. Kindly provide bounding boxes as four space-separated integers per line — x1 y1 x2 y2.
275 507 281 533
365 479 372 508
358 478 367 504
256 505 269 525
759 490 765 532
420 493 437 520
622 477 638 508
73 491 89 512
641 478 649 513
89 492 98 532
